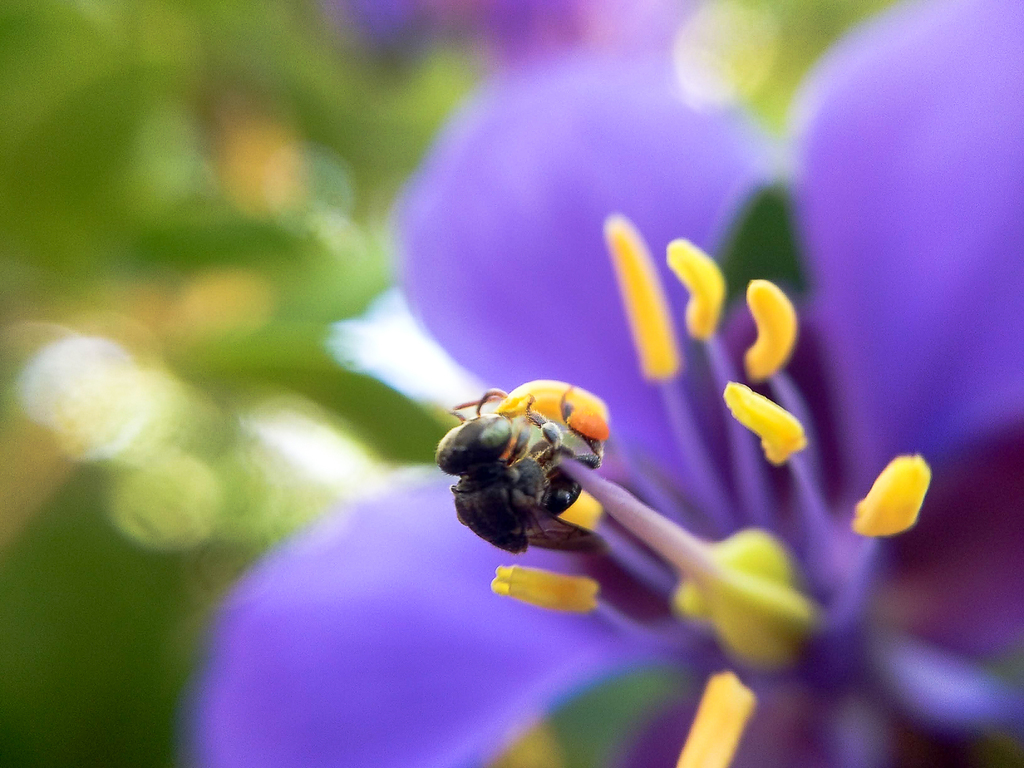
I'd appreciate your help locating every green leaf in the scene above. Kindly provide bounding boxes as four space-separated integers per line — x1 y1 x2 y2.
170 324 447 463
550 666 691 768
717 184 807 304
0 468 193 768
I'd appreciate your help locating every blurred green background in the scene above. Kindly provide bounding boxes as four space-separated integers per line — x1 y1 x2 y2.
0 0 900 765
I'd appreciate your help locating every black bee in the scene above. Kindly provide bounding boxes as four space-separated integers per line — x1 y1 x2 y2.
435 412 605 554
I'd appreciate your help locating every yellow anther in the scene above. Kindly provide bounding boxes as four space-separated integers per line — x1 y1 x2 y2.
667 239 726 341
491 566 599 613
605 215 682 382
744 279 797 382
672 529 819 669
723 383 806 465
676 671 756 768
559 490 603 531
853 455 931 537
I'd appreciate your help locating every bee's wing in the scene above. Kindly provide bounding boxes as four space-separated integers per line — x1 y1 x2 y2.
524 507 606 552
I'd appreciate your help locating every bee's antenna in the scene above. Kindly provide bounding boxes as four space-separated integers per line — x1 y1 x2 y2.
450 388 509 417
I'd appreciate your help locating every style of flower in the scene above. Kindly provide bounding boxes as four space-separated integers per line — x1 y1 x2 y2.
190 0 1024 765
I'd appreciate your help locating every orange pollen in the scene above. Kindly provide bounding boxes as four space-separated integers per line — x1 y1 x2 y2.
567 410 610 442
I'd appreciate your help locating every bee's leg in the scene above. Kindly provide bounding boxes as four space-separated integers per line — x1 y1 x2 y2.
582 436 605 464
450 388 509 416
552 443 602 469
570 451 602 469
523 395 547 428
528 419 566 467
504 421 532 465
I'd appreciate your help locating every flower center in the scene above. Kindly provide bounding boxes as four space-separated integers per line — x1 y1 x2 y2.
478 213 932 754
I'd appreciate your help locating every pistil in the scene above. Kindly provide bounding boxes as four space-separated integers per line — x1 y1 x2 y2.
562 461 820 669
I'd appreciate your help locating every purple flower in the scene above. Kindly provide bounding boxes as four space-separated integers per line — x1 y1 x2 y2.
327 0 683 64
190 1 1024 766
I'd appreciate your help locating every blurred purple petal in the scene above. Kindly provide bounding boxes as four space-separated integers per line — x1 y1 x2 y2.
872 634 1024 739
328 0 684 61
400 56 770 464
191 482 639 768
879 432 1024 656
479 0 685 63
793 0 1024 479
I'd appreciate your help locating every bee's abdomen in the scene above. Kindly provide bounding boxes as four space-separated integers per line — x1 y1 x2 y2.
452 477 528 553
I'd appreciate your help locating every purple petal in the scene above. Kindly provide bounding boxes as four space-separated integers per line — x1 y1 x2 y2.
793 0 1024 478
871 633 1024 739
189 482 640 768
399 56 770 464
878 432 1024 657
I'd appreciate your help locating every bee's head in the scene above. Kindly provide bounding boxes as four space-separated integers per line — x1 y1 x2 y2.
435 414 515 475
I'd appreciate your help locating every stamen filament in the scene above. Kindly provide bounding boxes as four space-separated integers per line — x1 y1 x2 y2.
723 382 807 465
661 381 734 533
559 461 719 585
853 455 931 537
769 370 822 479
564 462 820 668
605 215 682 382
667 239 725 341
788 452 838 589
706 339 773 528
596 602 701 652
611 443 689 523
744 280 797 382
676 672 756 768
825 539 879 634
491 566 599 613
600 524 678 596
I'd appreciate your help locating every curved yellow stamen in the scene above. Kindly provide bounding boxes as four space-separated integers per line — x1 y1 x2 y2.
744 280 797 382
676 671 756 768
605 215 682 382
853 455 931 537
491 566 599 613
667 239 726 341
673 529 819 669
723 382 806 465
559 490 603 531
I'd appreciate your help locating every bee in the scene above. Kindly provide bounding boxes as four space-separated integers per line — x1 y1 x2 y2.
435 394 606 554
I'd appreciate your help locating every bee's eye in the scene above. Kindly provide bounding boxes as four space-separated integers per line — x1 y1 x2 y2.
435 415 514 475
478 417 512 449
547 489 574 513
